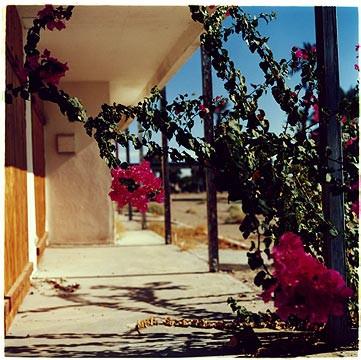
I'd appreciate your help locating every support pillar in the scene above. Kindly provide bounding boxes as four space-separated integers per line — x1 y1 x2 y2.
138 120 147 230
125 139 133 221
315 6 349 345
161 88 172 245
201 42 219 272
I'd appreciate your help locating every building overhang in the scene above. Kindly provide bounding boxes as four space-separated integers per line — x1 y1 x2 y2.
17 6 203 127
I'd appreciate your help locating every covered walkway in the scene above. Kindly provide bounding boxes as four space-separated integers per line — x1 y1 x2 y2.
5 227 257 357
5 227 357 357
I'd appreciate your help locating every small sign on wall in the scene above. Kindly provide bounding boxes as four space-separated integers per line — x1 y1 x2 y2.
56 134 75 154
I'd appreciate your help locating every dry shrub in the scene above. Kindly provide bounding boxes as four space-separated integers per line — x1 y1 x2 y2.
185 208 197 214
224 204 245 224
114 217 126 236
148 222 247 250
147 222 207 251
147 203 165 216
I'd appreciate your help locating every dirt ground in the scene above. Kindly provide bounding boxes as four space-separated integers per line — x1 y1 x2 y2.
170 192 248 244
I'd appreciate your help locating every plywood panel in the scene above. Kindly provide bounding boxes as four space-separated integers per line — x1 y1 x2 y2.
4 5 29 295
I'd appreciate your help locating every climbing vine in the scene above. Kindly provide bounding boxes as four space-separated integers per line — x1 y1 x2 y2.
6 5 358 328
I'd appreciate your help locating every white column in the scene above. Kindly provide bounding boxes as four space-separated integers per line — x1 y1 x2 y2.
25 100 38 273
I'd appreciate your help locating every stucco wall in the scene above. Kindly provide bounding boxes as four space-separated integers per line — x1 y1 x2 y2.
44 82 113 245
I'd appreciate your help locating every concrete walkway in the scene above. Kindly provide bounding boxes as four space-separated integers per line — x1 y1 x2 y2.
5 228 357 357
5 230 256 357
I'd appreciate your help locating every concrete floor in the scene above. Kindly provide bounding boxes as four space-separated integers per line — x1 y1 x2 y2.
5 228 358 357
5 230 256 357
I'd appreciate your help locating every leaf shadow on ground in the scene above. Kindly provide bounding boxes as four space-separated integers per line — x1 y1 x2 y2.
5 328 357 357
6 278 358 357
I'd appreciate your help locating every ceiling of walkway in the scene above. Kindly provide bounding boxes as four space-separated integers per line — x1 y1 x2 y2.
17 6 202 105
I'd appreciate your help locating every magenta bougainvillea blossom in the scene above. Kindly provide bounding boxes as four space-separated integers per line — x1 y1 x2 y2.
311 103 319 122
262 232 353 324
213 95 227 113
24 49 69 85
294 46 316 61
295 48 309 60
109 160 164 213
38 4 66 31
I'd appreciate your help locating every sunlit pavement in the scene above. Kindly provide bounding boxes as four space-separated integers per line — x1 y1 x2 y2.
5 229 256 357
5 227 357 357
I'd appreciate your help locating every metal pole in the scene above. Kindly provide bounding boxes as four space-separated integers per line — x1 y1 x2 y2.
138 120 147 230
315 6 349 345
125 139 133 221
161 88 172 245
201 42 219 272
115 141 119 160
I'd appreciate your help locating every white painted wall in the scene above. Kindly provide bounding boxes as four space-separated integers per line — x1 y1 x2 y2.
44 82 113 245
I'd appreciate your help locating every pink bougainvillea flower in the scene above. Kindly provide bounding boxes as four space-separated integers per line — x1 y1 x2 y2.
109 160 164 213
47 19 66 31
225 8 231 17
37 4 54 19
37 49 69 85
199 104 210 114
262 232 353 324
37 4 66 31
302 51 309 60
311 103 319 122
41 48 51 59
24 50 68 85
294 48 310 60
344 136 358 148
294 49 304 59
341 115 347 124
351 181 359 192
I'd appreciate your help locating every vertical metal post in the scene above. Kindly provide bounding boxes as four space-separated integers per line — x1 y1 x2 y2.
125 139 133 221
161 88 172 245
115 141 119 160
201 42 219 272
138 120 147 230
315 7 349 345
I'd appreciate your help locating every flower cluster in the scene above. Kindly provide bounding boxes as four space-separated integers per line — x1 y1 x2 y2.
38 4 66 31
262 232 353 324
23 48 69 86
213 95 227 113
109 161 164 213
293 45 316 61
199 103 210 118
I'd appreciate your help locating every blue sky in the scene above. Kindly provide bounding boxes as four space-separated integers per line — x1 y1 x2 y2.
123 6 359 163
